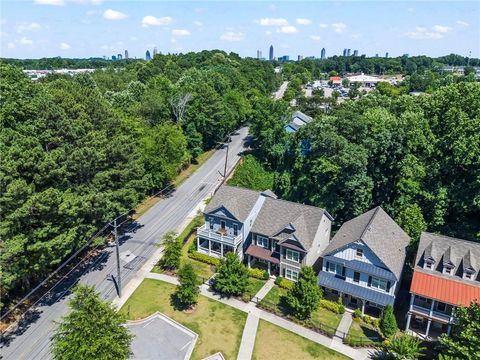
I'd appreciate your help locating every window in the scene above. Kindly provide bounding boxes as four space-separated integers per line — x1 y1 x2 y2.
233 224 238 236
209 218 214 230
445 267 451 274
465 272 474 280
425 261 433 270
353 271 360 283
257 236 269 248
286 249 300 262
285 269 299 281
328 262 343 276
371 277 388 291
356 248 363 258
436 302 446 312
220 220 226 230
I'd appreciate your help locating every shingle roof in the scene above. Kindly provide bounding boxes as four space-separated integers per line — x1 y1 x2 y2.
415 232 480 278
204 185 260 222
251 197 327 251
323 207 410 280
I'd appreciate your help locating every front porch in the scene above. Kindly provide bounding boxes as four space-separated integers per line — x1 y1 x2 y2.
322 287 382 318
197 237 240 259
245 244 280 276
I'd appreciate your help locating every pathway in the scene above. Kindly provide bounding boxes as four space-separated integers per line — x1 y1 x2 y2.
146 273 374 360
335 311 353 341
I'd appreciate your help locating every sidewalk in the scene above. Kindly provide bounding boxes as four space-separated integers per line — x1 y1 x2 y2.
335 311 353 340
146 272 373 360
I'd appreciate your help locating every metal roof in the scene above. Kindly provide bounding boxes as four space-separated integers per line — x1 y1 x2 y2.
318 271 395 306
323 255 397 281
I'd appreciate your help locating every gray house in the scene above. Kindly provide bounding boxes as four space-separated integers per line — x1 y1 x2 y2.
318 207 410 315
197 185 333 280
285 111 313 133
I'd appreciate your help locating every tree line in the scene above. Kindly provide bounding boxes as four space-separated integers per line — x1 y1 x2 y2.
0 50 281 309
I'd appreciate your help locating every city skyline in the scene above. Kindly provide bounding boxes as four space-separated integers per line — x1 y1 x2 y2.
1 1 479 59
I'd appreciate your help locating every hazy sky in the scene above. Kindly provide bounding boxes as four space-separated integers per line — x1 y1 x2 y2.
1 0 479 59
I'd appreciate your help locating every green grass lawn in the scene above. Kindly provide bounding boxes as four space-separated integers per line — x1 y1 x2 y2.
244 278 267 300
261 285 342 330
120 278 247 360
253 320 351 360
347 319 383 346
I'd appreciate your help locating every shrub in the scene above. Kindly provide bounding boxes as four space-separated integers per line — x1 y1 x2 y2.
285 267 322 320
380 304 398 338
248 268 269 280
363 315 380 328
385 332 426 359
319 299 345 314
159 231 182 271
213 253 249 296
188 252 220 267
353 308 362 319
275 276 294 290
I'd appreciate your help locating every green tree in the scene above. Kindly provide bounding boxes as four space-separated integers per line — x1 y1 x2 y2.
394 204 427 249
51 285 132 360
159 231 182 271
175 263 200 308
213 252 249 296
439 302 480 360
228 155 274 191
380 304 398 338
285 266 322 320
385 332 426 360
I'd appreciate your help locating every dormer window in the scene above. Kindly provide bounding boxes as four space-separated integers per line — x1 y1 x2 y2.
464 270 475 281
443 264 454 276
424 259 434 270
356 248 363 258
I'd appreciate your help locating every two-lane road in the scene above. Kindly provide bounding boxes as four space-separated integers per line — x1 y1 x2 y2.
1 127 249 360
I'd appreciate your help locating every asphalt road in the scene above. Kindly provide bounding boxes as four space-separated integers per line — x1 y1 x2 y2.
1 126 250 360
273 80 289 100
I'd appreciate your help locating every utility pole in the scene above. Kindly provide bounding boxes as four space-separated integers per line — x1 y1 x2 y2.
114 218 122 297
223 135 230 178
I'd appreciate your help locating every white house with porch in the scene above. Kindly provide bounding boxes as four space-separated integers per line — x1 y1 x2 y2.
196 185 333 280
318 207 410 317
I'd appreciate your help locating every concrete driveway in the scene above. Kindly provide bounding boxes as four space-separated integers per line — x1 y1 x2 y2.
127 312 197 360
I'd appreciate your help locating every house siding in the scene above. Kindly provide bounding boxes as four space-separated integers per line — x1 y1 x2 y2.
306 214 332 266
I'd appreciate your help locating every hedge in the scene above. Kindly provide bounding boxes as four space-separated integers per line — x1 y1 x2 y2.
248 268 269 280
319 299 345 314
188 252 221 267
274 277 294 290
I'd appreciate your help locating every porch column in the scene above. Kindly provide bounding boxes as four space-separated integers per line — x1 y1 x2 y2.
361 299 365 316
197 236 200 251
425 319 432 338
409 294 415 311
429 300 435 317
221 243 224 257
208 240 211 256
248 255 251 268
406 313 412 331
267 262 271 276
447 324 452 336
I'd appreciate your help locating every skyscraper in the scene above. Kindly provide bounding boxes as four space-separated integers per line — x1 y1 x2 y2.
269 45 274 61
353 50 358 56
117 53 122 60
385 52 389 58
145 50 151 61
375 53 379 58
343 48 347 56
124 50 129 59
256 50 262 59
153 47 158 56
111 55 117 61
297 55 303 61
321 48 326 59
347 49 351 56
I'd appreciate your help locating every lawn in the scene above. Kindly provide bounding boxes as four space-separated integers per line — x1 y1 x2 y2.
261 285 342 330
120 278 247 360
347 319 382 346
253 320 350 360
243 278 267 300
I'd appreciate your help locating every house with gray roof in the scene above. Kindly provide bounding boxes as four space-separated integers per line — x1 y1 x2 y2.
318 207 410 316
197 185 333 280
285 111 313 133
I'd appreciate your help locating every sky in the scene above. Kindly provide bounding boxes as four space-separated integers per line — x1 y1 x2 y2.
1 0 479 60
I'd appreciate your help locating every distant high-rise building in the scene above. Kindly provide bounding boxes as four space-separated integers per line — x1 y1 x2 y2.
375 53 379 58
343 48 347 56
117 53 122 60
111 55 117 61
153 47 158 57
297 55 303 61
321 48 326 59
353 50 358 56
385 52 389 58
269 45 274 61
256 50 262 59
124 50 129 59
146 50 151 61
347 49 351 56
278 55 289 61
403 53 409 57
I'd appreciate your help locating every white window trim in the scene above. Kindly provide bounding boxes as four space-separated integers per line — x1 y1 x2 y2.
356 248 363 258
285 269 299 281
328 262 343 276
257 236 269 248
286 249 300 262
371 277 388 291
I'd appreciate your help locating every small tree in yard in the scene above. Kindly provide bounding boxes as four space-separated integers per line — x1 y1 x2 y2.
285 266 322 320
380 304 398 338
385 332 426 360
175 263 200 309
51 285 132 360
159 231 182 271
439 301 480 360
213 252 249 296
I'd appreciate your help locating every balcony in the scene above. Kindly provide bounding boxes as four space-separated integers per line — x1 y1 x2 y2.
410 304 452 323
197 224 243 246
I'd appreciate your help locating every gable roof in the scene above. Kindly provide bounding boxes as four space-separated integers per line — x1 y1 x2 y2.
204 185 260 222
251 197 328 251
415 232 480 278
285 111 312 133
323 207 410 279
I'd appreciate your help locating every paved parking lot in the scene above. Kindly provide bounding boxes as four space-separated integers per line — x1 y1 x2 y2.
127 312 197 360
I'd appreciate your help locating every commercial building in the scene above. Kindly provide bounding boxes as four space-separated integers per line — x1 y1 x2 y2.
318 207 410 317
124 50 129 59
346 73 386 87
269 45 274 61
321 48 326 59
257 50 262 59
145 50 151 61
406 232 480 338
353 50 358 56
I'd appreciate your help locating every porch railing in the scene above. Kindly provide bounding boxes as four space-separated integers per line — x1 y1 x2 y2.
197 224 243 245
